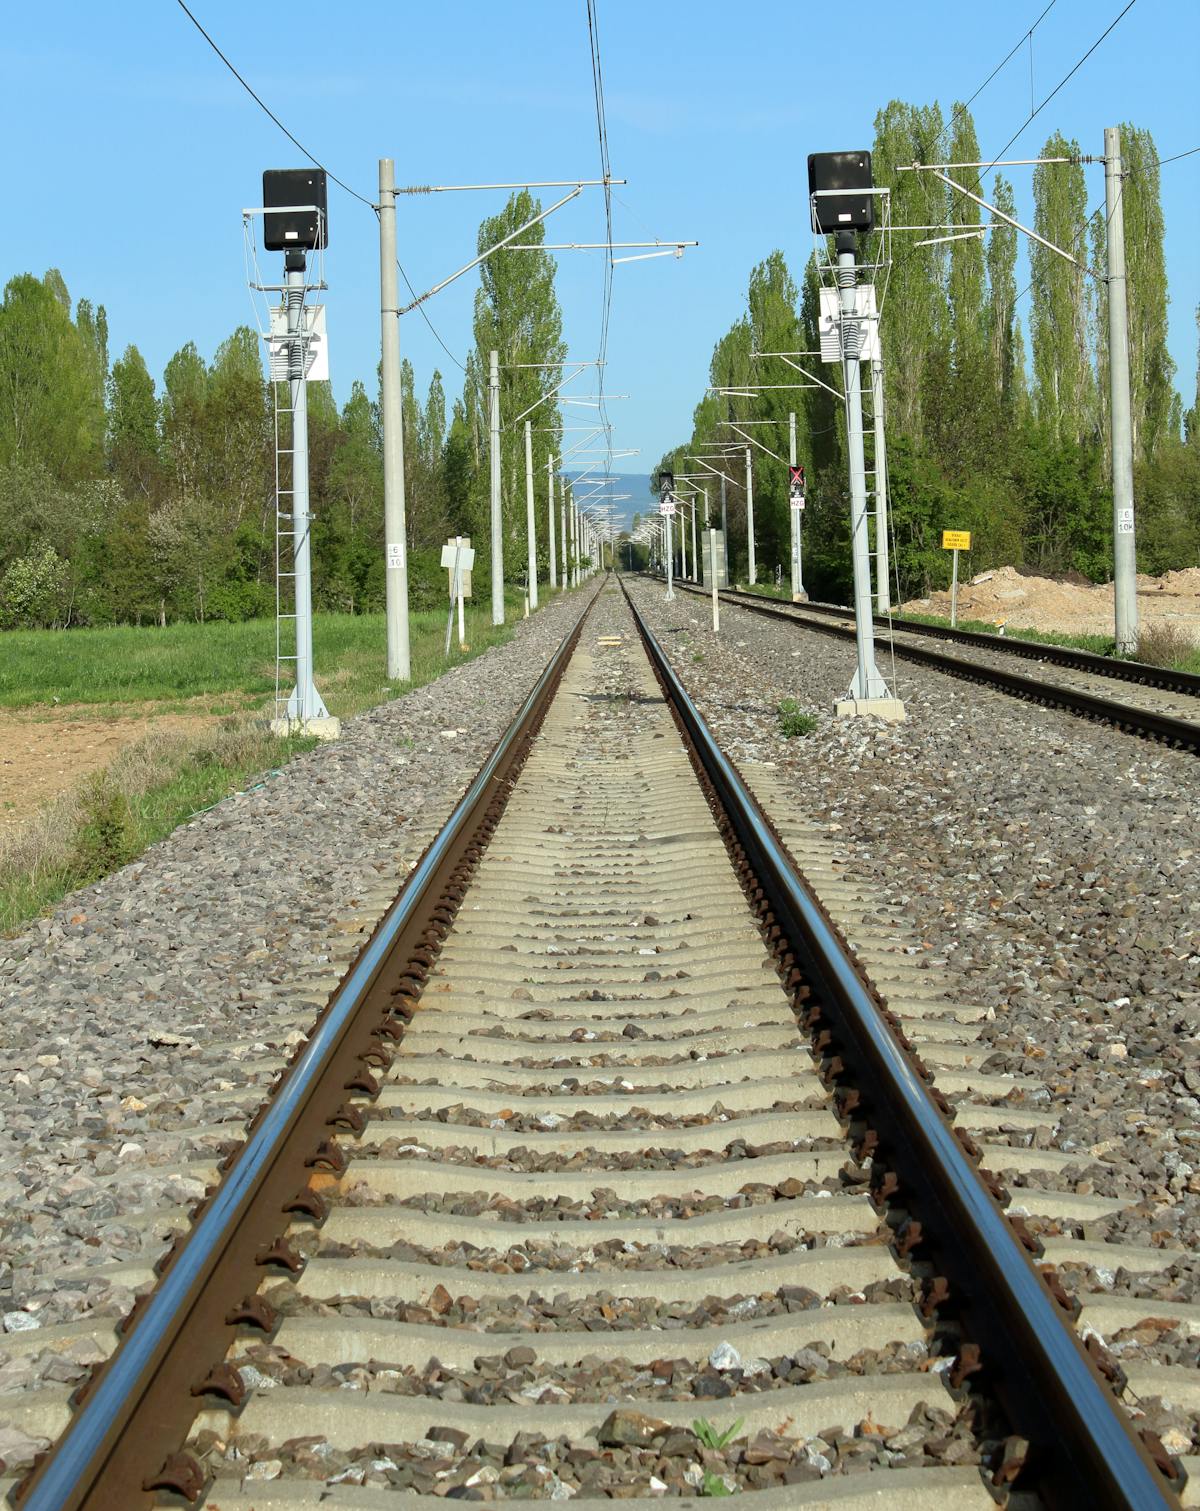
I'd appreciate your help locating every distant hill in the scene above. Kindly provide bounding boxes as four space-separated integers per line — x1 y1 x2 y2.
561 471 655 532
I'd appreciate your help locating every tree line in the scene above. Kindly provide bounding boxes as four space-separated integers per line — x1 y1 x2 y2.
0 193 570 629
653 106 1200 603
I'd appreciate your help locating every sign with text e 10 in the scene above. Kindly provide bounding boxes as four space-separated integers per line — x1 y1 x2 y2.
942 530 971 551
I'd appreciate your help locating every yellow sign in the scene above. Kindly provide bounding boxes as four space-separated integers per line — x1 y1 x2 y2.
942 530 971 551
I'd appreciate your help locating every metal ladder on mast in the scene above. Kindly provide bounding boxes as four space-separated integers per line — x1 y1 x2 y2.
272 384 299 725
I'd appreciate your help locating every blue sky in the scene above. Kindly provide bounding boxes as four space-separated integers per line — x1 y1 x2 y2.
3 0 1197 478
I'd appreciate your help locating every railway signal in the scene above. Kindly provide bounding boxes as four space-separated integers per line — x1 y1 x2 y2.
659 472 676 601
808 151 903 722
259 169 338 739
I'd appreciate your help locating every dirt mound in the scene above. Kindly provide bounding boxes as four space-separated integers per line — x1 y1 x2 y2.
900 563 1200 644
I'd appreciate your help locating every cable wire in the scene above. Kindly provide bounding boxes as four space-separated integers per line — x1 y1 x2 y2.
973 0 1139 191
937 0 1058 159
174 0 374 208
175 0 469 372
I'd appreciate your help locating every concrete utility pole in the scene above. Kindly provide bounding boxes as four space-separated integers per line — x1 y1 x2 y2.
378 160 410 682
524 420 538 611
744 447 756 586
720 474 728 547
871 356 890 614
789 411 806 601
560 482 568 589
690 494 698 580
489 349 503 626
680 498 688 580
568 492 577 587
547 455 557 591
1105 125 1138 655
835 232 900 718
665 507 675 600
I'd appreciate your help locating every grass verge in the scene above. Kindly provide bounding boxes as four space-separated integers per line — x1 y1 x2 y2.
0 594 534 718
0 587 578 933
0 721 314 934
730 584 1199 673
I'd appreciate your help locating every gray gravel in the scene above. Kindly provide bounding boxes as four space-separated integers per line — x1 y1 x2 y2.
628 577 1200 1448
0 589 595 1367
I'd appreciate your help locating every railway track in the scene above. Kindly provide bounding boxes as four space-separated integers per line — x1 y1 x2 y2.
7 578 1192 1508
672 582 1200 750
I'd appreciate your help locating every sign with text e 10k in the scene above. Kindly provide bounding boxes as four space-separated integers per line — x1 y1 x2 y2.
942 530 971 551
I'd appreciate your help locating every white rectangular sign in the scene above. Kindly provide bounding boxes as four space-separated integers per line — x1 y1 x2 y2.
440 543 477 571
818 285 878 365
267 304 329 382
387 541 406 570
1116 508 1135 535
658 500 676 517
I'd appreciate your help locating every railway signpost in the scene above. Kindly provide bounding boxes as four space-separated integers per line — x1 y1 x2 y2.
660 472 676 601
809 150 904 722
259 168 339 741
942 530 971 627
442 536 475 655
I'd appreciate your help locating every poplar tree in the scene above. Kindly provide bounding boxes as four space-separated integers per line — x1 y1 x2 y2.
107 345 159 499
745 251 804 570
0 271 105 480
469 191 566 577
1030 136 1096 446
947 107 986 369
1118 125 1175 458
985 176 1021 412
871 101 951 442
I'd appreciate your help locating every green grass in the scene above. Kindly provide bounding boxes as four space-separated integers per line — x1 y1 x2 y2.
0 723 315 933
0 587 578 933
892 608 1115 657
0 592 540 717
727 584 1200 670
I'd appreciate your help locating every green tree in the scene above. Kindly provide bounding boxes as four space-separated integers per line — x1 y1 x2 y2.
1030 137 1096 446
1119 124 1175 459
204 326 268 528
160 341 209 503
0 271 105 480
986 176 1022 413
108 344 160 499
871 101 951 442
0 545 70 629
468 191 566 586
946 106 986 370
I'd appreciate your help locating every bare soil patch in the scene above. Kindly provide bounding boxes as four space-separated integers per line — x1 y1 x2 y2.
902 564 1200 643
0 709 220 830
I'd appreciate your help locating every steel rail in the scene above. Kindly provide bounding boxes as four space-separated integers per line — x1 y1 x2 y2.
621 577 1182 1510
673 581 1200 752
14 583 603 1511
723 586 1200 699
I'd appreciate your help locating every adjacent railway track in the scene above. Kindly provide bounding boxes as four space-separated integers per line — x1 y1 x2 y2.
672 582 1200 751
9 577 1189 1509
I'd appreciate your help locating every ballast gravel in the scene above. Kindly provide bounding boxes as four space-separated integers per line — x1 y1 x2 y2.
0 589 596 1408
629 578 1200 1450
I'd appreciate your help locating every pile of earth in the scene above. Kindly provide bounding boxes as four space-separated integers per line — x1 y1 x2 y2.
901 563 1200 643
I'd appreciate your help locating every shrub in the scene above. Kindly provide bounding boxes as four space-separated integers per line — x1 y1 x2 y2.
0 546 70 629
1134 621 1199 671
777 698 818 738
72 775 137 882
